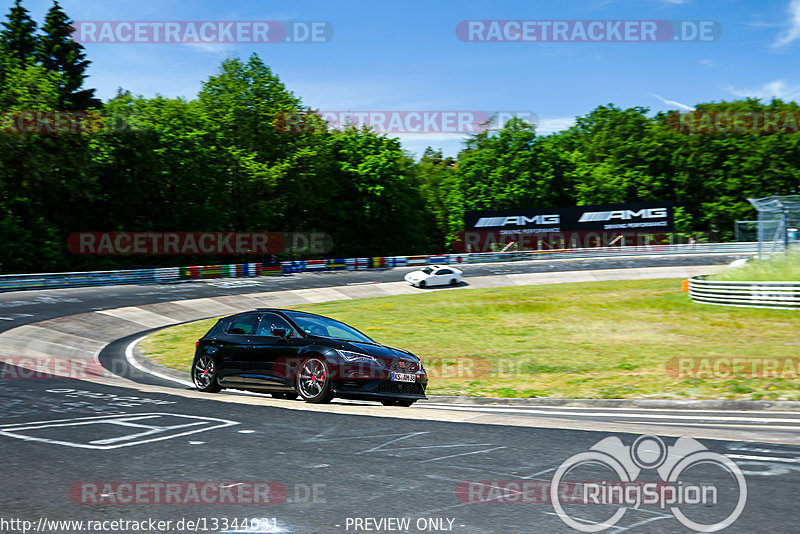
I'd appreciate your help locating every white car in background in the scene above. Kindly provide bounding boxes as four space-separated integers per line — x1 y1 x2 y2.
404 265 463 288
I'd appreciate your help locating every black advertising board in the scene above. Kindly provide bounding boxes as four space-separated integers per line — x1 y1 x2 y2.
464 202 675 233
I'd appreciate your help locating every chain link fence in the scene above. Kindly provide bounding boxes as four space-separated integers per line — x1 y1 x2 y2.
748 196 800 258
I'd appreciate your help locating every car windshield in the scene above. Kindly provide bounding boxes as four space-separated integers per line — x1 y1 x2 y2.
421 267 434 274
284 311 375 343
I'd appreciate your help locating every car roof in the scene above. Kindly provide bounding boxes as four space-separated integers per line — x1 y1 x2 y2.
255 307 321 314
229 308 332 320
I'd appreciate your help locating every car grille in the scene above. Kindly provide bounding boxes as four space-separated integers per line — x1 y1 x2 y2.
386 359 419 372
373 380 426 396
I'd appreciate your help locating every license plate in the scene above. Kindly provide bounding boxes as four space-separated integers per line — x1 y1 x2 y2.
391 372 416 383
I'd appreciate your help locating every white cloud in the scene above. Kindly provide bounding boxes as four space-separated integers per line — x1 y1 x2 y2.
181 42 238 58
395 117 577 158
727 80 800 102
773 0 800 48
651 93 696 111
536 117 576 135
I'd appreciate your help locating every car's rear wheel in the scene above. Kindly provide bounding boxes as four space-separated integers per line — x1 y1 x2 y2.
297 357 333 403
418 280 426 288
192 354 221 393
449 278 458 286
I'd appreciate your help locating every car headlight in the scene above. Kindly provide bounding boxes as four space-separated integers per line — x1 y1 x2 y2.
337 350 378 363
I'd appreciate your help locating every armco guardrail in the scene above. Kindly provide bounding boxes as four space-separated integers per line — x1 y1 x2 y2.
0 243 757 293
0 263 272 292
689 275 800 310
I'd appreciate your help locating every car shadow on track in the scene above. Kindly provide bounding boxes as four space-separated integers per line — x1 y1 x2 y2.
411 281 469 290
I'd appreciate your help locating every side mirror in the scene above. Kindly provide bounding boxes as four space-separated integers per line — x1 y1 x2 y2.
270 327 290 339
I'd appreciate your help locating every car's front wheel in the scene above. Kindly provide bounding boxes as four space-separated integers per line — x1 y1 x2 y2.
418 280 426 288
192 354 221 393
297 357 334 403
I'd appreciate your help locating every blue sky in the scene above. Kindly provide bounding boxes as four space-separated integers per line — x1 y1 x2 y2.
12 0 800 157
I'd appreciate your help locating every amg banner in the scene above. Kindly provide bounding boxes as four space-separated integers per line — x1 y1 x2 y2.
464 202 674 232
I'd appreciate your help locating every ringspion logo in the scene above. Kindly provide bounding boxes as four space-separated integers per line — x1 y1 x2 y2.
551 435 746 532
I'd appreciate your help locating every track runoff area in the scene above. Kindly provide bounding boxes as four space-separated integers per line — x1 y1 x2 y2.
1 251 798 533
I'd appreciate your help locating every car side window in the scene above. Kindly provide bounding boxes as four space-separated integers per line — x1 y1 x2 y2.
255 312 295 337
326 325 351 339
225 314 260 335
437 269 452 275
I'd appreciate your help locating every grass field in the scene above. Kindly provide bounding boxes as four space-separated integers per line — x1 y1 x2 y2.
141 279 800 400
713 246 800 281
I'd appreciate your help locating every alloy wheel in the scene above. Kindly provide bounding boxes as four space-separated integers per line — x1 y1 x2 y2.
192 354 221 393
297 357 333 403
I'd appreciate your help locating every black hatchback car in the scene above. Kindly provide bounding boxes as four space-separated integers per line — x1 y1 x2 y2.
191 308 427 406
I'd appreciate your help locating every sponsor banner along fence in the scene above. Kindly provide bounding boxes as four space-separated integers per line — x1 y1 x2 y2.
0 243 759 292
464 202 674 233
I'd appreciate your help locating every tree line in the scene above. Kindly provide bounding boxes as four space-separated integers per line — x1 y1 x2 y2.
1 1 799 274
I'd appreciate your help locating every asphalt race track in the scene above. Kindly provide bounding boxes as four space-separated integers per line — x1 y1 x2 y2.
0 253 742 328
1 376 798 533
2 253 799 533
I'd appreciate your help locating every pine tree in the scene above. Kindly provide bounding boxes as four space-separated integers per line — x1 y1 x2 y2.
0 0 38 65
0 40 9 95
37 0 97 109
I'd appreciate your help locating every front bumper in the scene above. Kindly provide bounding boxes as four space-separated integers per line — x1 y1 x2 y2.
332 378 428 400
404 274 424 286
